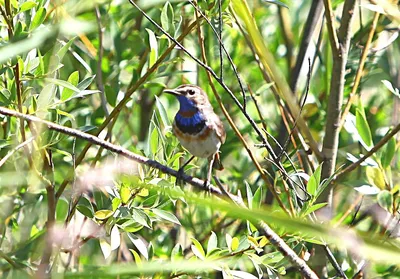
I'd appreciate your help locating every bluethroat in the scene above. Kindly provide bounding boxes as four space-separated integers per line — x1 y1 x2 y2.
164 84 226 187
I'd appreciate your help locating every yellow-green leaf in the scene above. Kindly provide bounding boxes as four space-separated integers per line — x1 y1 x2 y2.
231 237 239 251
94 209 114 220
120 185 131 204
191 238 205 260
366 167 386 189
356 108 373 149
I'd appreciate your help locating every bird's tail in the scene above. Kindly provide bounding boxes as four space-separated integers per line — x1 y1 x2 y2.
212 153 224 171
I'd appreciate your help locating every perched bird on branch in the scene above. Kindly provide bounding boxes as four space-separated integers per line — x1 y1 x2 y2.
164 84 226 187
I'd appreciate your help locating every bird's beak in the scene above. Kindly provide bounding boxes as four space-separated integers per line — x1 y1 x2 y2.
164 89 181 96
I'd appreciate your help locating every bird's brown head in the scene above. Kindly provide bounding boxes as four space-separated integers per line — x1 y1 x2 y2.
164 84 210 111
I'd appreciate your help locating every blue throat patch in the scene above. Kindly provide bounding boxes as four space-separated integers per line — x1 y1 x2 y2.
175 96 206 134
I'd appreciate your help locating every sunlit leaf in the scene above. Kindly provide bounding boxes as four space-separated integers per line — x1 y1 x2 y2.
191 238 206 260
207 231 218 255
381 136 396 169
100 239 112 259
155 96 171 127
231 237 239 251
356 108 373 149
110 226 121 251
146 28 158 68
377 190 393 211
128 233 149 260
94 210 114 220
307 163 322 196
152 208 181 225
30 7 46 30
61 71 79 101
366 166 386 189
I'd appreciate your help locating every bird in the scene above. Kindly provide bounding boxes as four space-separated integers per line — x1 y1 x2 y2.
164 84 226 187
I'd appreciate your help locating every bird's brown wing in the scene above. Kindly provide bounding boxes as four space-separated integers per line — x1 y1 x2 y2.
215 116 226 144
213 113 226 144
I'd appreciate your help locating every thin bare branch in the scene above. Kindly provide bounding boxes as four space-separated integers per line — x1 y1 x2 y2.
290 0 324 93
95 6 109 117
0 137 35 168
335 123 400 180
339 12 380 129
322 0 340 56
320 0 357 202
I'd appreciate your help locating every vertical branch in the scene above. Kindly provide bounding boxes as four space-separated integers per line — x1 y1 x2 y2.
290 0 324 93
278 6 295 73
319 0 356 205
3 1 28 146
218 0 223 79
339 12 380 129
95 6 109 117
37 151 56 278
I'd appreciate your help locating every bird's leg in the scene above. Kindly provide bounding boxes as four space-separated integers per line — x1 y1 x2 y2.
204 154 215 189
176 155 195 185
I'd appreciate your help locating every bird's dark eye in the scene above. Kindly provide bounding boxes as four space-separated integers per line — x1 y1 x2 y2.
188 89 195 95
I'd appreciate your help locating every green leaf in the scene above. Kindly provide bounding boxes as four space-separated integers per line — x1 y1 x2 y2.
231 237 239 251
252 186 263 209
366 166 386 190
356 108 373 149
303 203 328 216
155 96 171 127
150 127 159 155
19 1 36 13
152 208 181 225
99 239 111 259
77 75 96 91
381 136 396 169
110 226 121 251
55 198 69 221
94 209 114 220
36 84 56 112
112 198 121 212
120 185 131 205
307 164 322 196
262 0 288 9
0 89 11 105
45 77 80 95
146 29 158 68
128 233 149 260
161 2 174 33
245 181 253 210
61 71 79 101
76 197 94 218
191 238 205 260
30 7 46 30
207 231 218 255
130 249 143 266
131 208 151 228
382 80 400 98
57 37 76 60
230 270 259 279
377 190 393 211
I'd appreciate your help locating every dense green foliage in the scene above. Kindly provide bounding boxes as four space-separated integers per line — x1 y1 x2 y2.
0 0 399 278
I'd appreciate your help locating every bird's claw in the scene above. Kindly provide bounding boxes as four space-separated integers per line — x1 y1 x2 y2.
203 179 211 191
175 167 185 186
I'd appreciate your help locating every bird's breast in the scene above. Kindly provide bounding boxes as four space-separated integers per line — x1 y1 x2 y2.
174 111 206 135
173 112 221 158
